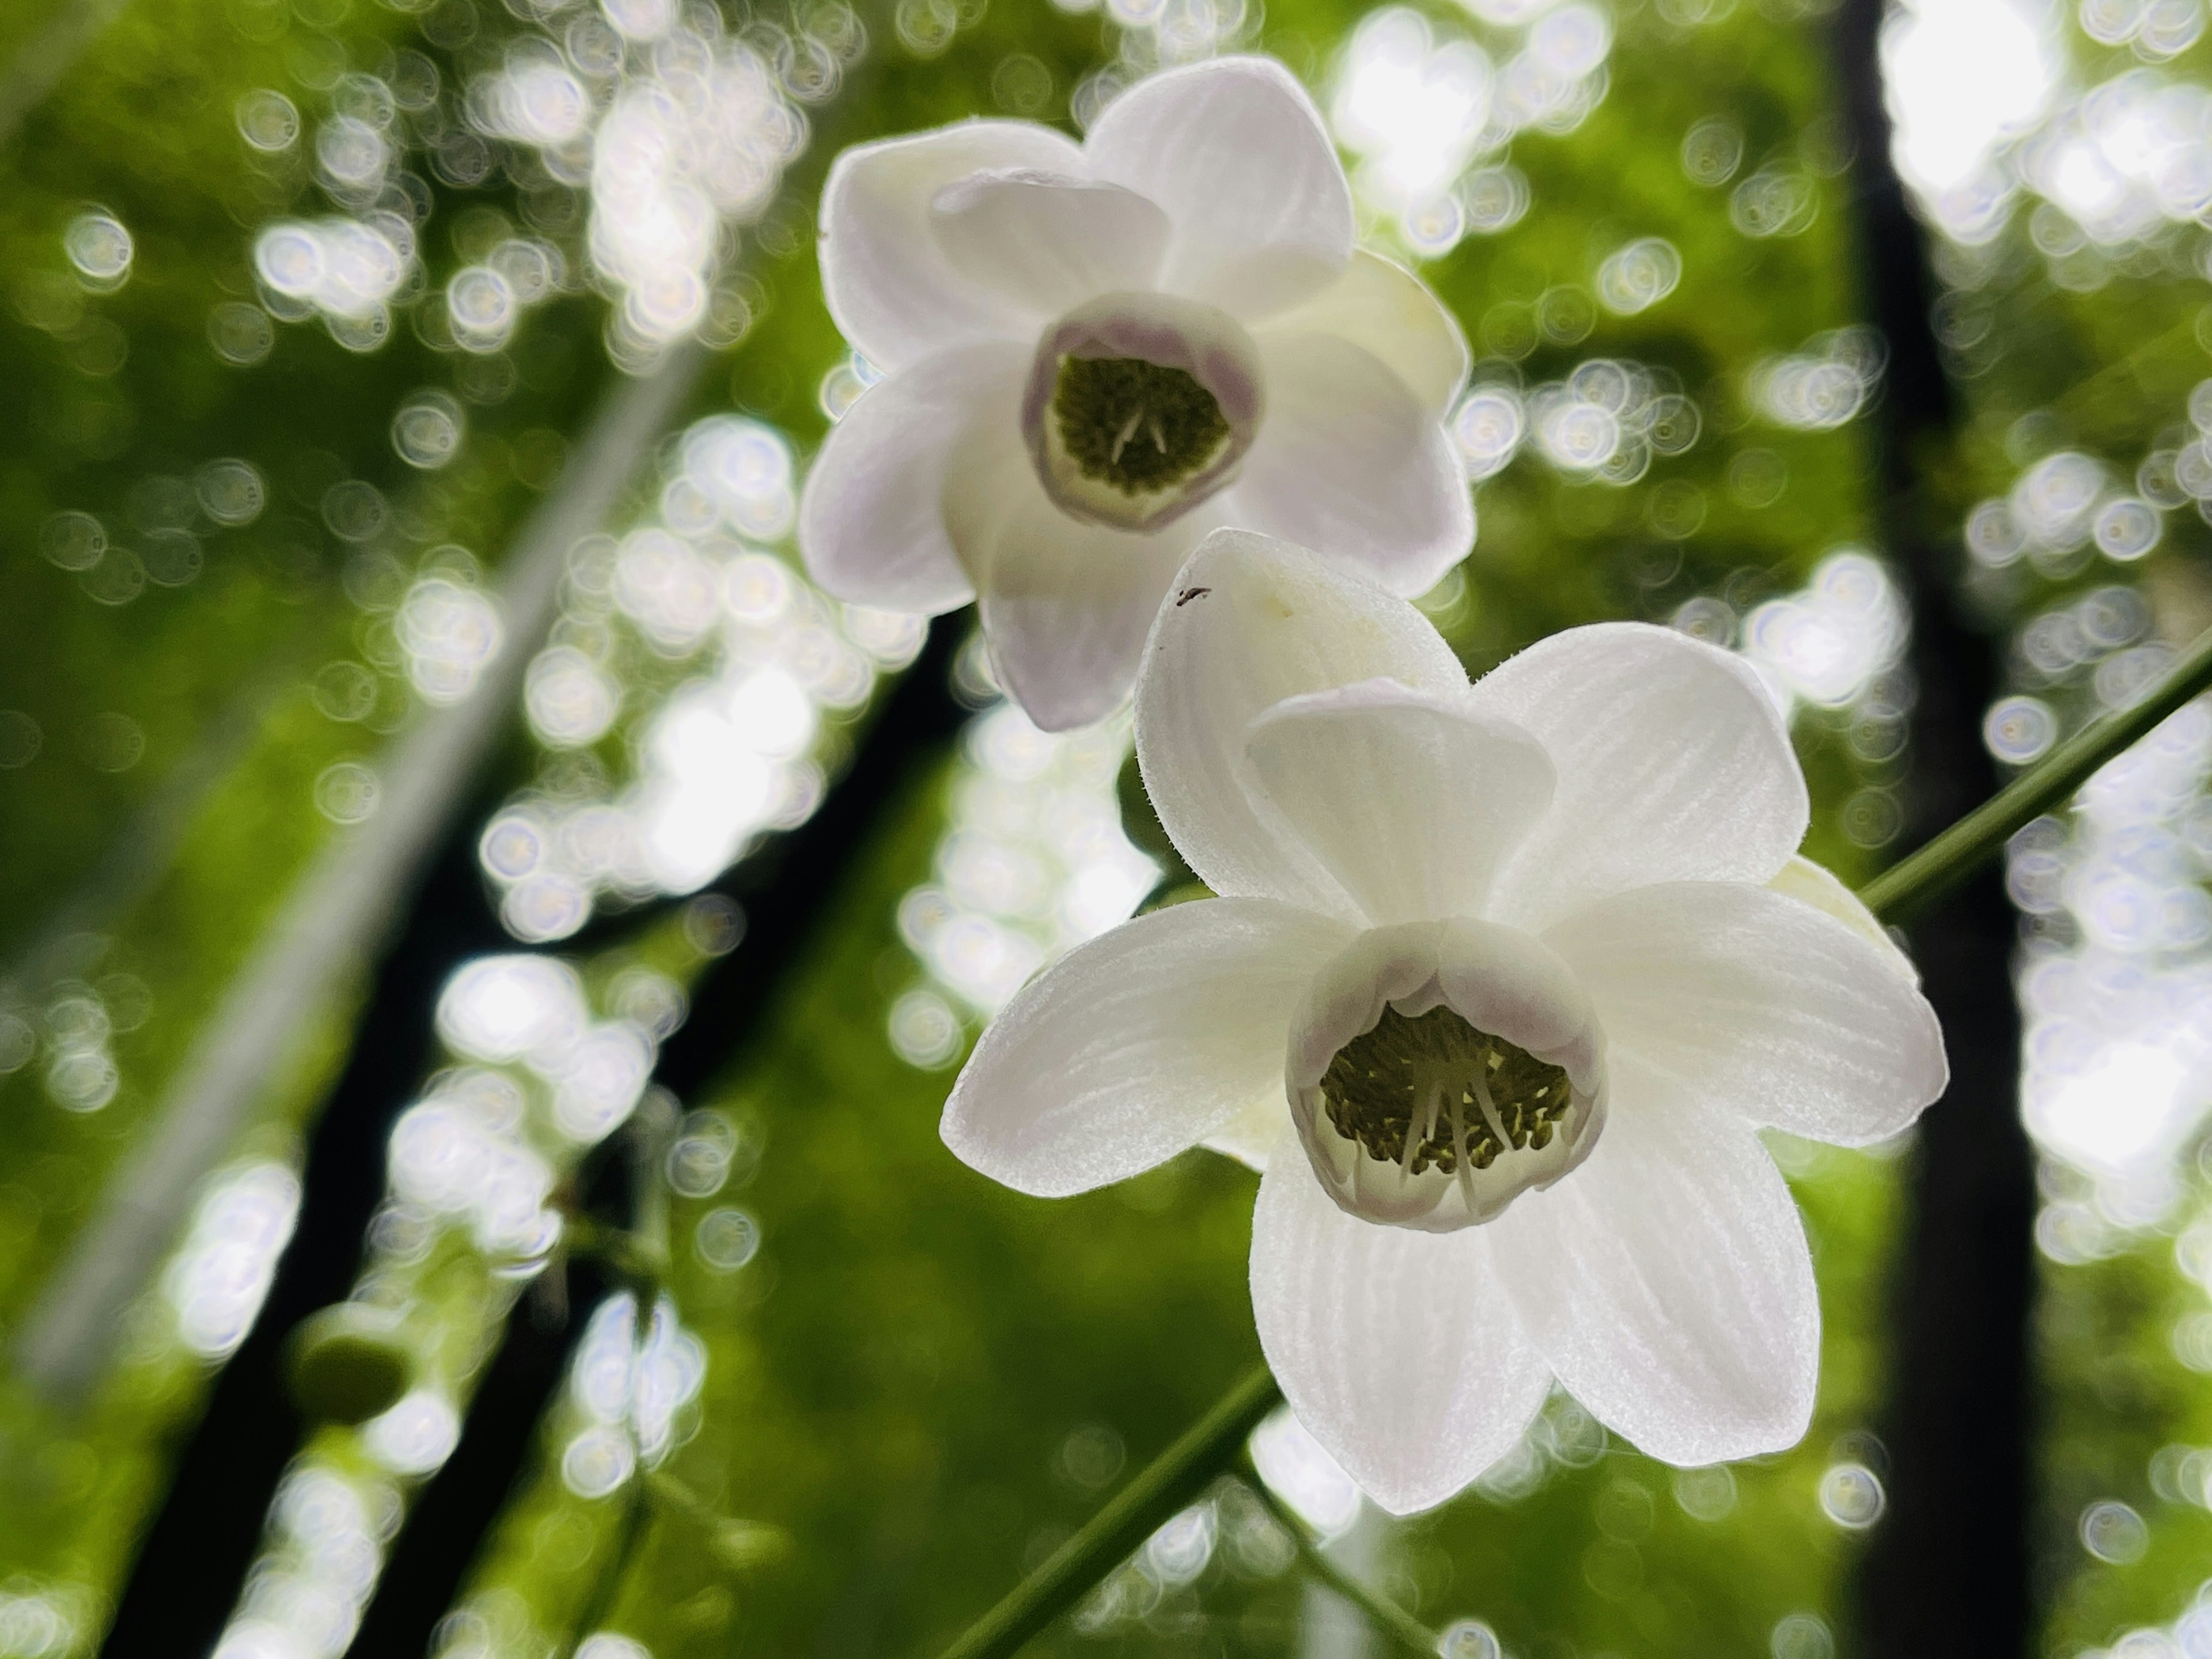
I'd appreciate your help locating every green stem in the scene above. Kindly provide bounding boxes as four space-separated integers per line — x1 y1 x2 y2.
930 618 2212 1659
565 1479 654 1656
1858 620 2212 924
934 1364 1282 1659
1237 1463 1439 1659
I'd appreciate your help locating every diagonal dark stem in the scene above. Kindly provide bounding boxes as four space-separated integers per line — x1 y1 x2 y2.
342 618 967 1655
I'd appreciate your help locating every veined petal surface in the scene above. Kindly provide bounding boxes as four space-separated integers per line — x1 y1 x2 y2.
797 342 1024 613
1488 1069 1819 1467
930 169 1173 323
1243 681 1555 926
1544 880 1946 1146
1252 1127 1554 1515
1134 531 1468 918
1767 854 1918 979
820 120 1081 369
1224 331 1474 596
1259 250 1470 415
970 465 1216 734
1471 623 1809 930
1084 57 1354 319
942 899 1351 1196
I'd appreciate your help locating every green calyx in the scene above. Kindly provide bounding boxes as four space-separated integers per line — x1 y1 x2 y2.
1050 355 1230 496
1320 1004 1573 1175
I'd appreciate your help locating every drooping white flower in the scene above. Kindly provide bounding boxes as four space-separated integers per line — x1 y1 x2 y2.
942 529 1947 1514
798 57 1473 732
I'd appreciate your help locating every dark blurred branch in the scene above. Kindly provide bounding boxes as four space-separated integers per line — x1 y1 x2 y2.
342 616 967 1656
18 353 702 1402
1829 3 2037 1654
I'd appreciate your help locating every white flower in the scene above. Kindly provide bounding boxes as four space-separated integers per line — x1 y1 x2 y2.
798 56 1473 732
942 529 1948 1514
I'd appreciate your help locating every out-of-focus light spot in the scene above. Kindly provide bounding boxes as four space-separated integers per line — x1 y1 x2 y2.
392 391 465 469
887 987 964 1068
397 577 504 706
1331 9 1494 225
65 211 134 290
546 1021 653 1142
1672 1464 1738 1520
1743 553 1908 714
1883 0 2056 237
315 761 382 825
575 1637 653 1659
447 266 518 353
2094 496 2162 560
1816 1462 1885 1528
1984 695 2058 763
237 89 301 151
1455 385 1525 479
437 956 587 1063
1596 236 1681 313
165 1162 302 1359
2030 1041 2199 1180
1146 1501 1218 1586
2081 1499 2151 1562
525 646 622 747
694 1206 762 1272
255 219 408 328
197 459 266 526
1771 1613 1836 1659
209 302 275 366
387 1070 559 1256
1681 115 1744 184
1438 1622 1503 1659
899 703 1158 1020
362 1390 461 1475
1249 1407 1362 1538
1751 328 1882 430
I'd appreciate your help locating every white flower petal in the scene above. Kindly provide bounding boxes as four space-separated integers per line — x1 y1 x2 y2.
1134 530 1468 915
1084 56 1354 319
1252 1125 1554 1514
820 120 1083 369
971 476 1211 734
797 343 1025 613
1203 1093 1287 1172
1471 624 1809 929
1767 854 1918 980
1243 680 1555 926
930 169 1172 323
1225 332 1474 596
1490 1069 1819 1465
942 899 1351 1195
1260 250 1469 415
1544 880 1946 1146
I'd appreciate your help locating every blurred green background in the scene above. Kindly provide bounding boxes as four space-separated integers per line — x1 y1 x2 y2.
3 0 2212 1653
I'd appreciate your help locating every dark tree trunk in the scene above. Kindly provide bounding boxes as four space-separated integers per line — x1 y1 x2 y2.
1828 1 2039 1653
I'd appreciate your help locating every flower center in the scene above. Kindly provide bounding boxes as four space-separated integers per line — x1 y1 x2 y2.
1049 355 1231 498
1019 291 1263 535
1320 1003 1575 1179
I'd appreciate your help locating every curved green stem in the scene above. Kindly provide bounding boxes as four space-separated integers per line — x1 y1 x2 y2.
1237 1462 1439 1659
934 1365 1281 1659
1859 620 2212 924
930 619 2212 1659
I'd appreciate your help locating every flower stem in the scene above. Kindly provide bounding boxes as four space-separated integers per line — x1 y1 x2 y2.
1858 619 2212 925
1237 1463 1440 1659
565 1478 656 1657
929 619 2212 1659
933 1363 1282 1659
